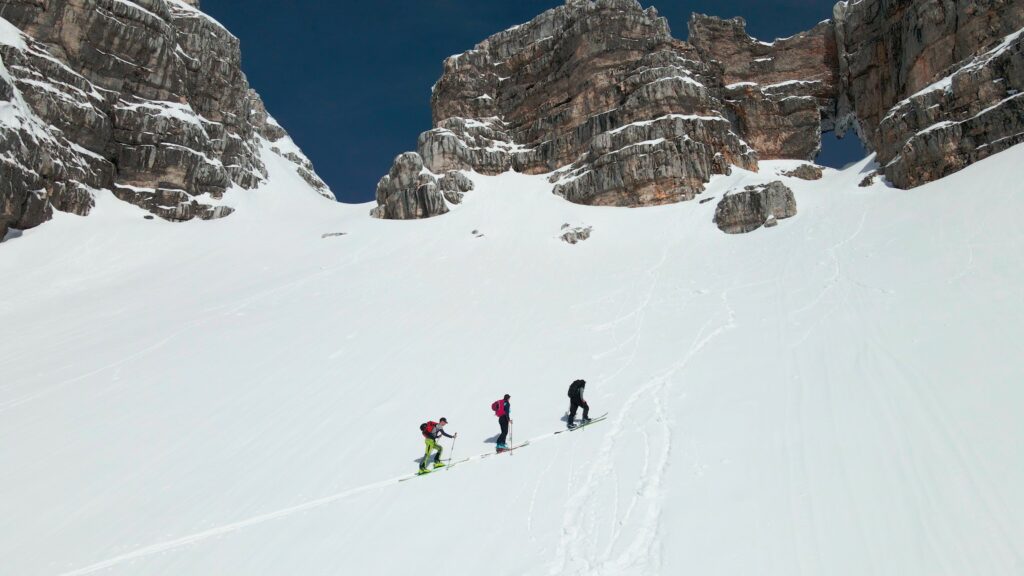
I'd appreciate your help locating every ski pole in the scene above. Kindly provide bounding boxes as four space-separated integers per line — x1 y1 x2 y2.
509 420 514 456
447 435 457 470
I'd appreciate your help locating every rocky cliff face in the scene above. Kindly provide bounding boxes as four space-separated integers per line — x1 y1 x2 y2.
375 0 1024 221
0 0 331 239
376 0 763 219
688 15 840 161
714 181 798 234
834 0 1024 188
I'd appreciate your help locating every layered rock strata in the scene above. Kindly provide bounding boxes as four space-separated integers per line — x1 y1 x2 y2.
0 0 330 238
375 0 1024 220
371 151 475 220
834 0 1024 188
376 0 768 219
713 181 797 234
688 15 840 160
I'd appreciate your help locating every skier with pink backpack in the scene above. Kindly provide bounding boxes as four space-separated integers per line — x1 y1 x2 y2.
490 394 512 452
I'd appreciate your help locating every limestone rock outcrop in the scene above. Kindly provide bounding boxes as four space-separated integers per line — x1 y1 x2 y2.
834 0 1024 188
438 171 475 205
372 153 445 220
371 152 475 220
782 164 824 180
376 0 764 218
688 14 840 160
375 0 1024 220
0 0 331 239
713 181 797 234
551 113 755 207
560 224 593 244
859 171 879 188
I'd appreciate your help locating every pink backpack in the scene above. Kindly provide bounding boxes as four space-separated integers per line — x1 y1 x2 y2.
490 399 506 417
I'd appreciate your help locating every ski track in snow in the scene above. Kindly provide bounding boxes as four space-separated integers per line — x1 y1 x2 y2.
546 204 763 575
549 286 744 575
53 477 398 576
547 166 838 574
538 225 670 574
52 419 642 576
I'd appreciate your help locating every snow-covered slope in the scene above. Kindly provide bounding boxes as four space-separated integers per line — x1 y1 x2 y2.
2 144 1023 576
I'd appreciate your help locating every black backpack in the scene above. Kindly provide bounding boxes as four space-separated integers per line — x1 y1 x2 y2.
568 379 585 398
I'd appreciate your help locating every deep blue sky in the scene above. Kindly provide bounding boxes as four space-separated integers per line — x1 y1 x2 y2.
201 0 863 203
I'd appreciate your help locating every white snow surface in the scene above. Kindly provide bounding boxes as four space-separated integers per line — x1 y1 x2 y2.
608 113 727 134
163 0 230 33
0 16 27 49
762 79 822 90
107 0 162 23
725 81 757 89
113 99 209 128
2 144 1024 576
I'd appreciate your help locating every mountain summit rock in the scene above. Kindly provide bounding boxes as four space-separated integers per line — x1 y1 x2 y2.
0 0 331 239
374 0 1024 220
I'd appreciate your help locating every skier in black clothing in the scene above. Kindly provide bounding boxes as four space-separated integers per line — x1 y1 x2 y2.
491 394 512 451
567 379 590 429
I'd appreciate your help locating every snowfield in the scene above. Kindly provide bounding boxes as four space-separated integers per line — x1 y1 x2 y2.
2 144 1023 576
